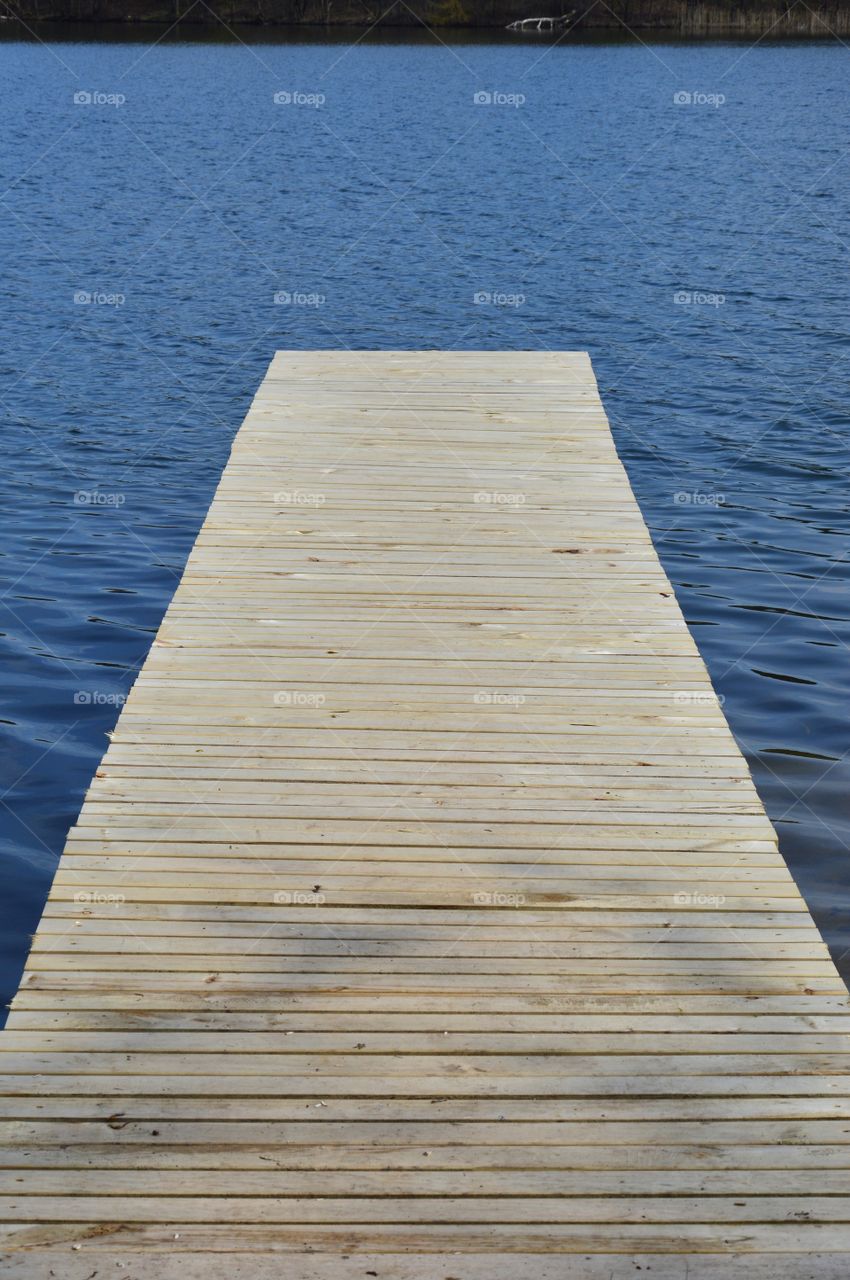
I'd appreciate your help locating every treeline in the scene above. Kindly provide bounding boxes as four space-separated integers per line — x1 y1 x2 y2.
7 0 850 32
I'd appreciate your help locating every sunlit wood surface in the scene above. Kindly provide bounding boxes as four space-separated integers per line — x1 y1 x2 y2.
3 350 849 1277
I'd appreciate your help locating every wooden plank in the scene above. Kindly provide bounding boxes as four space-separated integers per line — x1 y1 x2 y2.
3 350 848 1273
3 1255 850 1280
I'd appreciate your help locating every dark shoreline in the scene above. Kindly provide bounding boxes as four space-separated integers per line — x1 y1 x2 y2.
3 0 850 38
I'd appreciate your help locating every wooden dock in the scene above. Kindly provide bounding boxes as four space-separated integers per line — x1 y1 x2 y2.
3 350 850 1277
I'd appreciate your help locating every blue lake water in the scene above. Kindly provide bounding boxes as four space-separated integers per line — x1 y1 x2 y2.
1 26 849 1006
